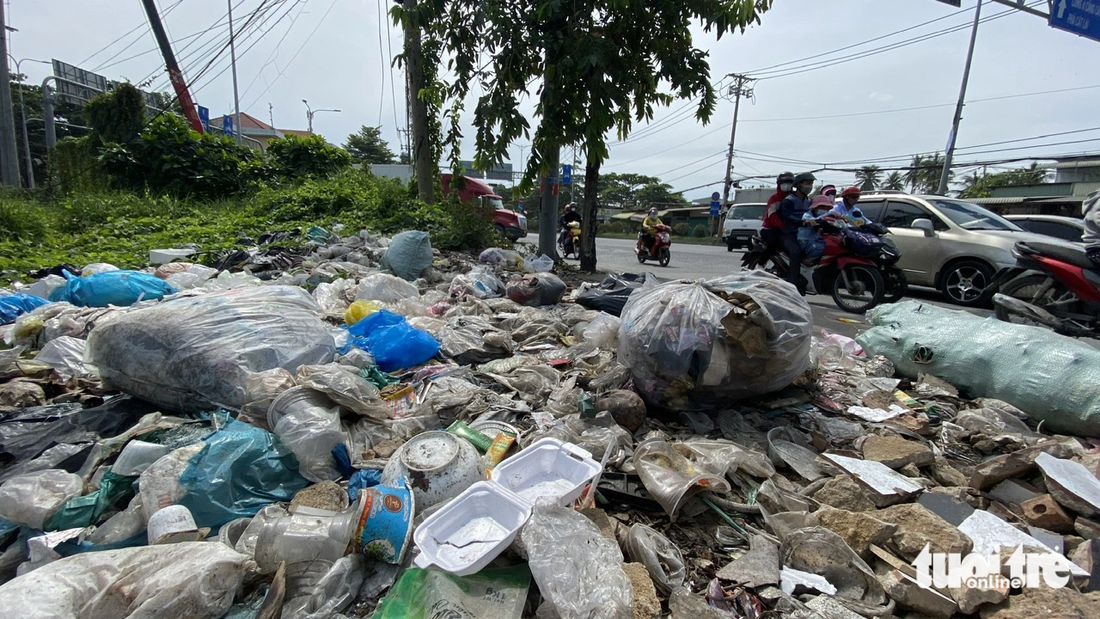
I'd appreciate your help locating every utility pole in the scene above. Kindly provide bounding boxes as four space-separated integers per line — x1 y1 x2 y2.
302 99 340 133
140 0 204 133
227 0 242 146
0 3 21 187
268 102 274 127
938 0 983 196
720 74 754 234
402 0 434 203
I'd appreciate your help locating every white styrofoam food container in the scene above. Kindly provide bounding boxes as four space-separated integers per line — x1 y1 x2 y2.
413 438 601 576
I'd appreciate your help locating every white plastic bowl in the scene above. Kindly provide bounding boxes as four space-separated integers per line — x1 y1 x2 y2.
413 481 530 576
491 438 601 506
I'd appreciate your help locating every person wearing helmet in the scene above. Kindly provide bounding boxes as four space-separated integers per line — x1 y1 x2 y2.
559 203 582 246
638 207 664 252
776 172 817 294
830 186 871 227
760 172 795 259
819 185 837 199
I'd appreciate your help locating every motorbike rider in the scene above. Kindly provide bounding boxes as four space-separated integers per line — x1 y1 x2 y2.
1085 189 1100 267
638 207 664 253
760 171 795 259
830 186 871 227
778 172 817 294
559 203 582 246
819 184 837 200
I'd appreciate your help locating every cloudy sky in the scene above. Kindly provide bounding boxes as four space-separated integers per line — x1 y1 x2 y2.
11 0 1100 199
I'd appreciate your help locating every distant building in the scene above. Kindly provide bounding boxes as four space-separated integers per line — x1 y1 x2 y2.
970 157 1100 217
209 112 316 152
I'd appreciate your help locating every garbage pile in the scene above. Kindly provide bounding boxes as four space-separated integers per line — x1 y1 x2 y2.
2 229 1100 619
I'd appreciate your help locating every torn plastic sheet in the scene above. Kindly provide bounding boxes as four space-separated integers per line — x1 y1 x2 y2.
634 439 731 521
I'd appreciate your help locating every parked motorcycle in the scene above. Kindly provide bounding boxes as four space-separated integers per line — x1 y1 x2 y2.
992 240 1100 337
559 221 582 259
637 224 672 267
741 222 905 313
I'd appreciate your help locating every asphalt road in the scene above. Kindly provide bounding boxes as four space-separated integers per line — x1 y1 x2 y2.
584 236 992 340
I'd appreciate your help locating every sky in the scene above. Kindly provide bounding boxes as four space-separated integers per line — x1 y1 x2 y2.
10 0 1100 200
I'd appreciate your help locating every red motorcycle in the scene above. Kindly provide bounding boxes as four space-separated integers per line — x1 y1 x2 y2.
741 223 904 313
993 240 1100 337
637 224 672 267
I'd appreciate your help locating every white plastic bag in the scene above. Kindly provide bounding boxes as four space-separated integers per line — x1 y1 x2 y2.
294 364 388 419
523 254 554 273
0 469 83 529
239 368 297 431
312 278 357 314
582 312 621 349
0 542 248 619
355 272 419 304
267 387 346 482
520 504 633 619
81 262 119 276
35 336 92 380
139 443 206 523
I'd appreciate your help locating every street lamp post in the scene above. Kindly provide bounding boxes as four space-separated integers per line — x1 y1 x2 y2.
301 99 340 134
9 57 49 189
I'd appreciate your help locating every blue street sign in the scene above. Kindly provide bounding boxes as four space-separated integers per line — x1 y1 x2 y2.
710 200 721 217
223 115 234 136
562 164 572 185
711 191 721 202
197 105 210 132
1050 0 1100 44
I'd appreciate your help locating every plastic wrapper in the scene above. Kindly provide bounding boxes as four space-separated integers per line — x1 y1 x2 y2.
373 565 529 619
381 230 433 281
294 364 389 419
576 272 658 317
34 336 91 380
312 278 357 314
282 555 367 619
345 309 439 372
582 312 621 348
478 247 523 268
0 469 84 529
25 274 66 300
438 315 514 364
45 469 134 531
677 438 776 480
483 363 561 406
176 419 309 528
139 442 206 524
625 523 686 594
201 270 260 290
858 300 1100 437
238 368 296 431
48 270 176 308
618 270 813 410
355 273 419 304
450 268 505 300
521 504 632 619
86 286 336 413
506 273 566 307
0 542 248 619
781 527 890 616
0 293 50 324
633 439 731 521
522 254 554 273
267 387 347 482
406 315 447 337
80 262 119 276
162 264 218 290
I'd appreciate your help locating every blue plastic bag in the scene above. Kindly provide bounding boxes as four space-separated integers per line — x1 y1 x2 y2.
49 270 176 307
345 309 439 372
347 469 383 502
176 419 310 528
0 293 49 324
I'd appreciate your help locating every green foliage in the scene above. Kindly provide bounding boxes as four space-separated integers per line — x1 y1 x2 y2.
904 153 951 194
600 220 632 234
883 171 905 191
267 134 352 181
99 114 258 199
854 165 882 192
596 172 686 210
672 222 690 237
256 169 381 225
343 125 397 164
691 224 708 238
49 135 107 194
83 83 146 145
0 193 50 242
958 163 1048 199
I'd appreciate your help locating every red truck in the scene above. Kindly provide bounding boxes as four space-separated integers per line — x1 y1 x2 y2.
440 173 527 241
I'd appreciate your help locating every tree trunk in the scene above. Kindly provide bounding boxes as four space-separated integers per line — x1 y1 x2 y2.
579 158 600 273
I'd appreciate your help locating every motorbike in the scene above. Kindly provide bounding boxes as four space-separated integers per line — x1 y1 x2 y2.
992 240 1100 337
741 221 906 313
559 221 582 259
636 224 672 267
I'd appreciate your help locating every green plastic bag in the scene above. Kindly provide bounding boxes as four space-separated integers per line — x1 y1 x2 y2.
371 565 530 619
46 470 135 531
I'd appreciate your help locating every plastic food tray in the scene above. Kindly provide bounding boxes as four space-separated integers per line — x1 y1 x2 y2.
412 438 600 576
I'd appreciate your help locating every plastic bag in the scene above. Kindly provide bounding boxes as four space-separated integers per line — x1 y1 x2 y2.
202 270 260 290
45 470 134 531
373 565 530 619
267 387 346 482
438 315 514 364
354 272 419 304
381 230 433 281
576 272 658 317
618 270 813 410
312 278 356 315
625 523 686 594
294 364 388 419
238 368 296 431
139 442 206 524
80 262 119 276
582 312 621 349
0 469 83 529
25 274 66 301
86 286 336 413
781 527 890 616
505 273 567 307
345 299 382 325
633 439 731 521
521 504 633 619
0 541 248 619
282 555 367 619
0 293 50 324
450 269 505 300
345 309 439 372
48 270 176 308
34 336 91 380
523 254 554 273
857 300 1100 437
176 419 310 528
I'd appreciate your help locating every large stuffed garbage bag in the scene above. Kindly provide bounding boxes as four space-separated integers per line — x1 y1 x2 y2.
577 272 658 317
0 293 50 324
48 270 176 307
381 230 433 281
0 541 248 619
618 271 812 410
86 286 336 413
858 300 1100 437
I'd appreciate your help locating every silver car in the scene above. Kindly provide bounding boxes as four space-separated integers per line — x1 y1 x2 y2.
856 193 1061 306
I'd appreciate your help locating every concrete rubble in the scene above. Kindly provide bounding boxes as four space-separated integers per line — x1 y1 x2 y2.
1 228 1100 618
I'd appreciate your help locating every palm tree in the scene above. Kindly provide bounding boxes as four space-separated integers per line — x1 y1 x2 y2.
854 165 882 192
921 153 951 194
883 171 904 191
904 155 925 192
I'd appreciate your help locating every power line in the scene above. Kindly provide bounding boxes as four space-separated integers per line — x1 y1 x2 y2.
191 0 293 96
241 0 339 112
79 0 184 67
238 0 308 104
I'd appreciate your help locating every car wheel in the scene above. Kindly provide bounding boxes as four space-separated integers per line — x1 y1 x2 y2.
726 237 736 252
938 259 995 307
494 224 506 238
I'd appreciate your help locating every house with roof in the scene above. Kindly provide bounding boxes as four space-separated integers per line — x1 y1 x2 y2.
208 112 317 152
969 156 1100 217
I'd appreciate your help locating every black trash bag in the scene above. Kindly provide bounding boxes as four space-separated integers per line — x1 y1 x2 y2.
576 272 658 317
